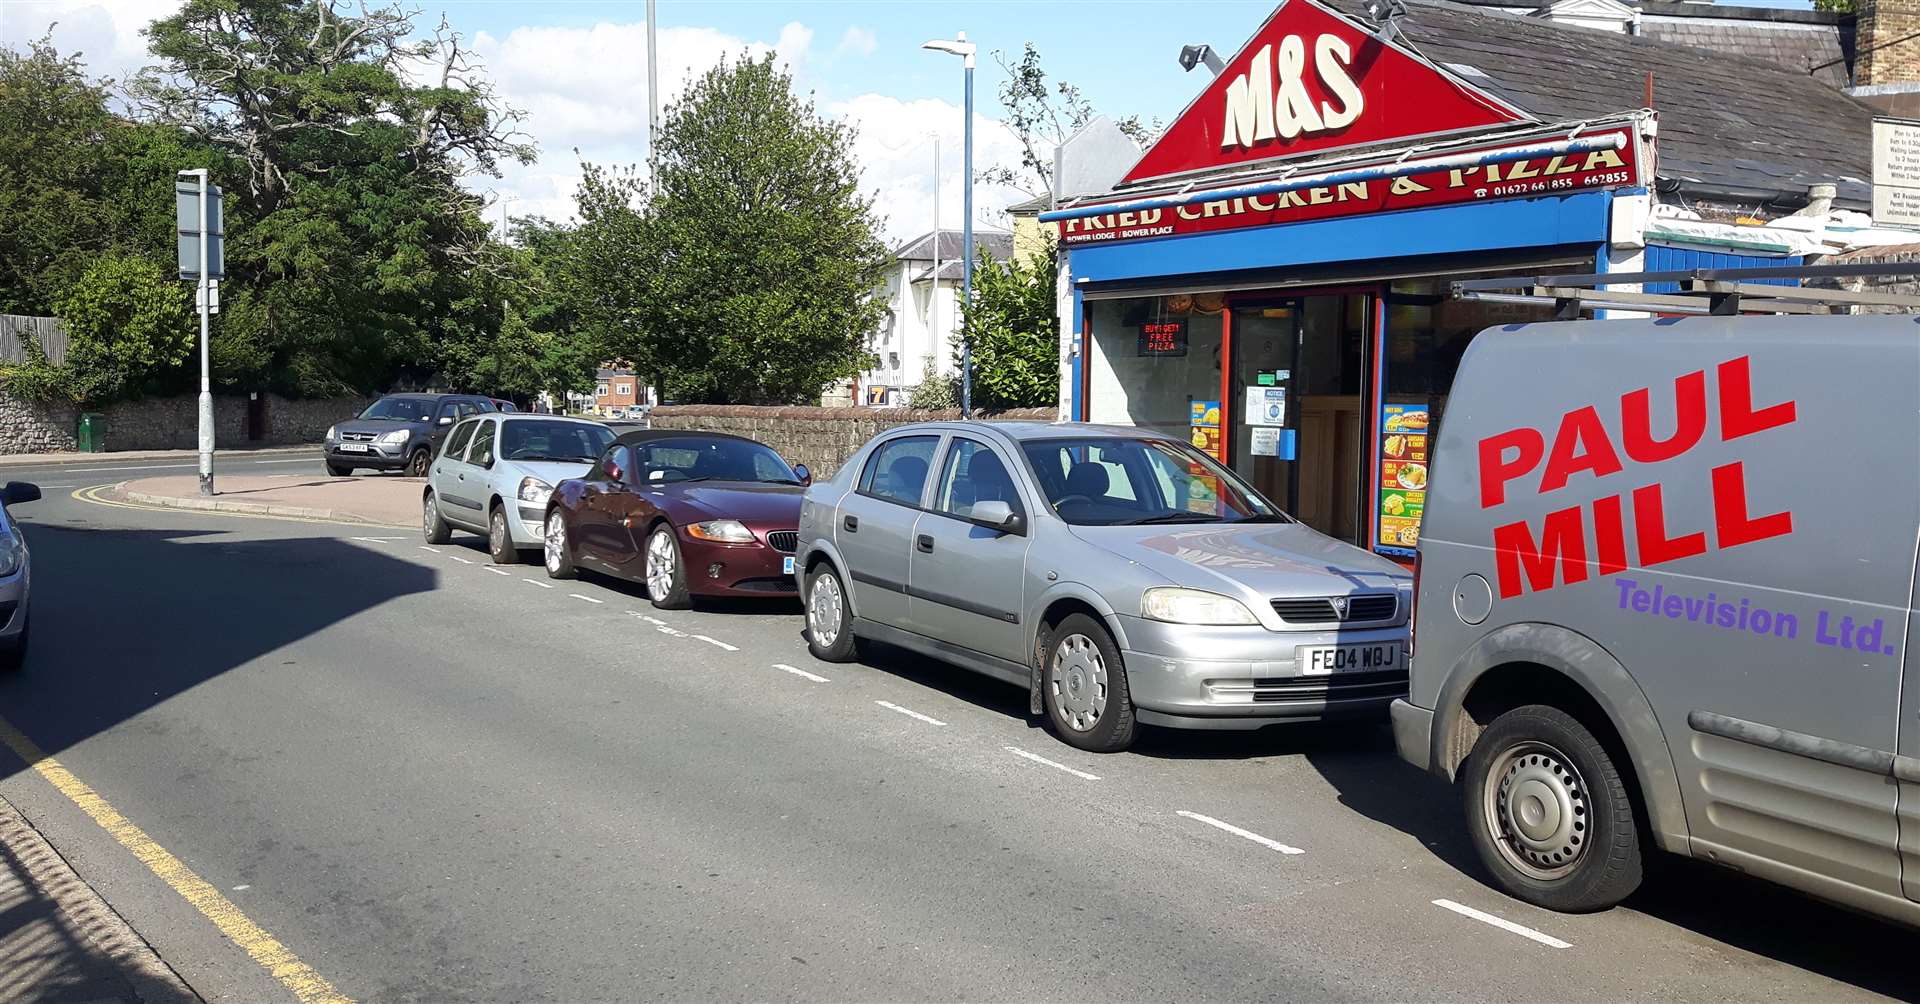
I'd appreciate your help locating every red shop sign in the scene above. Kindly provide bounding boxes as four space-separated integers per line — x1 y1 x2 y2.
1121 0 1529 185
1060 126 1642 247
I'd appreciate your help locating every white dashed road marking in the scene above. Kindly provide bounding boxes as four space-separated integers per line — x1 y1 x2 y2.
1431 899 1571 949
874 701 946 726
450 556 474 565
772 663 829 683
523 578 552 589
351 536 390 544
418 546 437 552
1176 810 1305 855
1004 746 1101 781
486 567 511 576
630 611 689 637
692 635 738 651
569 594 603 604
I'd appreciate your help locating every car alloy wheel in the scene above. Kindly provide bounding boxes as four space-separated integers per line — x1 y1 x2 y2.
646 528 676 598
1482 740 1591 881
808 571 843 648
407 449 430 478
545 515 565 572
1048 633 1109 733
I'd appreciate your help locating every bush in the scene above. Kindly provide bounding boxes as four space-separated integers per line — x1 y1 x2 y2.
54 255 195 402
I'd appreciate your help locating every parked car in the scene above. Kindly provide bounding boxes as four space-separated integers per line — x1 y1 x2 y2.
490 398 519 413
422 414 616 563
794 422 1412 753
0 481 40 670
542 431 811 608
1395 314 1920 924
325 393 496 477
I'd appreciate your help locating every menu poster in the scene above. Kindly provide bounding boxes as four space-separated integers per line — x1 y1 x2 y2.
1187 400 1224 461
1376 404 1431 553
1138 320 1188 356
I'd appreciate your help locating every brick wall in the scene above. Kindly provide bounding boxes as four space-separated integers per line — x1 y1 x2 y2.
0 391 372 454
646 405 1058 478
1859 0 1920 86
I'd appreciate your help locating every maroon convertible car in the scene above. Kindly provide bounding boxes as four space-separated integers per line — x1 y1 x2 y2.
541 430 809 608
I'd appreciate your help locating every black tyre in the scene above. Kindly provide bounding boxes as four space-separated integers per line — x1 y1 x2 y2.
644 524 691 609
326 462 353 477
1041 613 1136 753
405 449 431 478
804 564 860 662
487 505 519 564
421 491 452 545
1462 704 1644 913
543 509 577 580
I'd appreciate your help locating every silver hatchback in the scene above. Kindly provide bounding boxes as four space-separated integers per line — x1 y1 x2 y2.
793 422 1411 752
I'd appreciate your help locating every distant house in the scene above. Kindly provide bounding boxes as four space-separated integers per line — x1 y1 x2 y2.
581 366 648 416
859 229 1014 407
1006 194 1056 266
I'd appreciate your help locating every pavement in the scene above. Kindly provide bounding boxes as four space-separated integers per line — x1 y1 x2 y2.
118 475 419 528
0 450 1912 1002
0 445 314 469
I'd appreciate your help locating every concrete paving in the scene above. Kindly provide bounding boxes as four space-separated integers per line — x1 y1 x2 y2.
119 474 419 527
0 450 1911 1002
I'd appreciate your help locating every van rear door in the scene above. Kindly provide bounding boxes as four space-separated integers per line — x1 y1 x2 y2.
1896 530 1920 902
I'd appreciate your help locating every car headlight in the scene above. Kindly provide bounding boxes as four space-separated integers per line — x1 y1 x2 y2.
0 531 24 577
687 519 756 543
517 477 553 505
1141 586 1258 625
325 425 337 442
377 429 409 445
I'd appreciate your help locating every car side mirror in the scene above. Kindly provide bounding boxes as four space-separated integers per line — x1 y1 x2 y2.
792 462 812 486
970 499 1024 535
605 462 623 483
439 415 453 425
3 482 41 506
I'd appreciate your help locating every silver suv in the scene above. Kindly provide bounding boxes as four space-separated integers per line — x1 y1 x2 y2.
794 422 1411 752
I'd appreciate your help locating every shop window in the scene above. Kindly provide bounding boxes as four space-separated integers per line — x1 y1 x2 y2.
1085 294 1225 441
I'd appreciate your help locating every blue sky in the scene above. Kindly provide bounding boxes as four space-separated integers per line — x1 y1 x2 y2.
7 0 1815 243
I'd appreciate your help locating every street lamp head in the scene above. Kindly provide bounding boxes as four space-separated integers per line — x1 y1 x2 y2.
922 32 977 68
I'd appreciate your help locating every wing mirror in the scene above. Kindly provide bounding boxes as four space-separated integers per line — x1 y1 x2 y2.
3 482 41 506
969 499 1024 535
439 415 454 425
792 462 812 487
605 461 623 483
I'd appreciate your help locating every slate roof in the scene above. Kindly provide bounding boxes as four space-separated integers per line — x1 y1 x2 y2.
1005 193 1052 215
891 229 1015 264
1637 2 1852 89
1321 0 1875 207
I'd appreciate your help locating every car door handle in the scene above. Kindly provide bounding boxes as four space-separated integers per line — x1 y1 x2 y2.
916 534 934 553
843 515 859 532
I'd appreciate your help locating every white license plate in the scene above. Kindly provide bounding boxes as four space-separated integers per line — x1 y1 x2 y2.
782 556 796 575
338 443 370 453
1297 642 1402 676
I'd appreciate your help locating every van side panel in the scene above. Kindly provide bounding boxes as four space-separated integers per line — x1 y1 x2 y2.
1895 528 1920 902
1418 315 1920 905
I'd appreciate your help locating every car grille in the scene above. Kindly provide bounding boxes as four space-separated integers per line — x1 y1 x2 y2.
765 530 798 553
1270 593 1397 624
341 431 377 442
1249 670 1408 704
730 577 796 593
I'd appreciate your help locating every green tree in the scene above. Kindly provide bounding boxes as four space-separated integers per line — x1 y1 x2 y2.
981 44 1160 200
605 54 888 404
54 255 196 402
953 238 1060 410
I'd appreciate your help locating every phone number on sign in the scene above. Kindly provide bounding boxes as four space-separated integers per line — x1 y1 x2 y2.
1483 171 1633 198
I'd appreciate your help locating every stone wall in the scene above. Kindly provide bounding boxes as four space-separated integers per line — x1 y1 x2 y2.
0 390 372 454
646 405 1058 478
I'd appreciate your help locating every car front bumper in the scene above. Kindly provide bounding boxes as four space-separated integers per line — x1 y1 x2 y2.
678 535 798 597
325 443 408 469
0 556 28 647
1114 614 1409 729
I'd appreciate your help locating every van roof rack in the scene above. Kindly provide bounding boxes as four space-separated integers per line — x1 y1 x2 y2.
1451 264 1920 319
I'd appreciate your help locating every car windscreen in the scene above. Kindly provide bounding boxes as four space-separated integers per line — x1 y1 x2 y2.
359 398 431 421
1019 437 1288 526
501 421 614 463
630 436 798 485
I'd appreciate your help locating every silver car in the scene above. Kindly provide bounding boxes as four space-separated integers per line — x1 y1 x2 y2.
794 422 1411 752
422 414 615 562
0 481 40 669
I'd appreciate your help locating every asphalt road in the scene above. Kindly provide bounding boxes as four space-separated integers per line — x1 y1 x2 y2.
0 452 1913 1002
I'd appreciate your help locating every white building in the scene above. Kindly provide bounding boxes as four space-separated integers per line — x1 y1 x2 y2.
860 229 1013 407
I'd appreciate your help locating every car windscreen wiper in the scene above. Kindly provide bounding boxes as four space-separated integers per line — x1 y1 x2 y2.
1122 511 1219 525
1230 513 1290 523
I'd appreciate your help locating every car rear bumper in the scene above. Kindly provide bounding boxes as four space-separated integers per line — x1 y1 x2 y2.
681 536 798 597
1115 614 1408 726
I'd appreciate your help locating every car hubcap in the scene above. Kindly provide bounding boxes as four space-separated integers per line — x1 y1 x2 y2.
1049 634 1108 732
491 512 506 553
423 495 437 534
646 530 674 597
809 573 842 647
545 516 564 571
1484 740 1590 880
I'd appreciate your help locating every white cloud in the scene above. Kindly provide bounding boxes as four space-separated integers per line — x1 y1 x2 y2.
833 26 877 59
2 0 179 80
831 92 1041 246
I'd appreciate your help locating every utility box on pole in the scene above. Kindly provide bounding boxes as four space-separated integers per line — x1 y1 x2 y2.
177 172 221 496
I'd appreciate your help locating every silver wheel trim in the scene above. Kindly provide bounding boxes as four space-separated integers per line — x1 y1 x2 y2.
490 510 507 553
544 515 564 571
1048 633 1108 732
1482 740 1591 881
808 572 843 647
646 529 675 597
423 494 437 534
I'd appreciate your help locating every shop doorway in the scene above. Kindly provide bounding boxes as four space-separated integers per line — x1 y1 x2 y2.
1228 293 1372 544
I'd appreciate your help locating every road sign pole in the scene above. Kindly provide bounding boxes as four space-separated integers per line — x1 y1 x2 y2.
193 170 213 496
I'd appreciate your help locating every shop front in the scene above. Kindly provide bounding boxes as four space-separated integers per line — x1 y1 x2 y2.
1046 0 1663 559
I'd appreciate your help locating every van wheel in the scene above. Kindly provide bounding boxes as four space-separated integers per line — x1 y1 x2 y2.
1042 614 1136 753
1463 704 1643 912
804 565 860 662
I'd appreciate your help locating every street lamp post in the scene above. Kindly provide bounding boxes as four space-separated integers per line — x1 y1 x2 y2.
922 31 976 417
